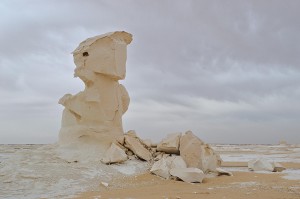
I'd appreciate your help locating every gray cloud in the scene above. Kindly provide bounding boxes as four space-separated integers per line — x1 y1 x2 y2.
0 0 299 144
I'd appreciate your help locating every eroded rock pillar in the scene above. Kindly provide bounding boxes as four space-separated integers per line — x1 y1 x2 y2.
58 31 132 156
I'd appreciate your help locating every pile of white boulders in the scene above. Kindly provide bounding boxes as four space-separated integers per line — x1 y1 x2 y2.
101 130 232 183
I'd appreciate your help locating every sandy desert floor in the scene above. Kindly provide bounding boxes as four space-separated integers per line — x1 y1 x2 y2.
76 162 300 199
1 144 300 199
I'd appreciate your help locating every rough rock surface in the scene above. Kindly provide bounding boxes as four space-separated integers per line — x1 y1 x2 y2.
179 131 221 173
101 143 128 164
157 133 181 154
248 159 286 172
248 158 274 172
169 168 205 183
150 156 187 179
124 135 152 161
150 157 170 179
58 31 132 160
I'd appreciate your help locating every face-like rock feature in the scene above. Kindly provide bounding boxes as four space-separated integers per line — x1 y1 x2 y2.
73 32 132 83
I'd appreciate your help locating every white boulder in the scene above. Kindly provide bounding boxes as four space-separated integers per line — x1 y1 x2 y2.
150 156 187 179
248 158 274 172
167 156 187 169
101 143 128 164
157 133 181 154
150 157 170 179
179 131 221 173
124 135 152 161
169 168 205 183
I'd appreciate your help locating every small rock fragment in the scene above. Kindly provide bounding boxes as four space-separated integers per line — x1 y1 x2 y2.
100 182 109 187
216 168 233 176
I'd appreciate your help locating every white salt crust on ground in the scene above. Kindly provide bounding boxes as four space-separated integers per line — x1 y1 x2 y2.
0 144 149 199
0 144 299 199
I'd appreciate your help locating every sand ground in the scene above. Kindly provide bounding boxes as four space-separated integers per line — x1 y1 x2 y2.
76 162 300 199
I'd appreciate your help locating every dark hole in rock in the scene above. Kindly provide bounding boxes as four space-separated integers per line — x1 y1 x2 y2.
83 52 89 56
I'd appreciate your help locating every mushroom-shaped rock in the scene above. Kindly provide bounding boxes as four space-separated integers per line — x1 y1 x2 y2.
101 143 128 164
124 135 152 161
157 133 181 154
169 168 205 183
179 131 221 173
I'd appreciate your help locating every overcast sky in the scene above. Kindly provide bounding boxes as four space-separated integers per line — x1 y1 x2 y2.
1 0 299 144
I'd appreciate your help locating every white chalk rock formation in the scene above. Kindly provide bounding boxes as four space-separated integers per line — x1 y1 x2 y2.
101 143 128 164
124 133 152 161
248 158 274 172
169 168 205 183
179 131 221 173
167 156 187 169
58 31 132 158
248 159 286 172
150 156 187 179
157 133 181 154
150 157 170 179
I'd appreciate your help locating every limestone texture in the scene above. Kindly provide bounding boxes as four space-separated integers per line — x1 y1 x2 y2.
157 133 181 154
58 31 132 158
124 134 152 161
101 143 128 164
150 156 187 179
150 157 170 179
179 131 221 173
248 158 274 172
248 158 286 172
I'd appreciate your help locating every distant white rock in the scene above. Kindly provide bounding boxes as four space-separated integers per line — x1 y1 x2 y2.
248 158 274 172
169 168 205 183
272 162 286 172
248 158 286 172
